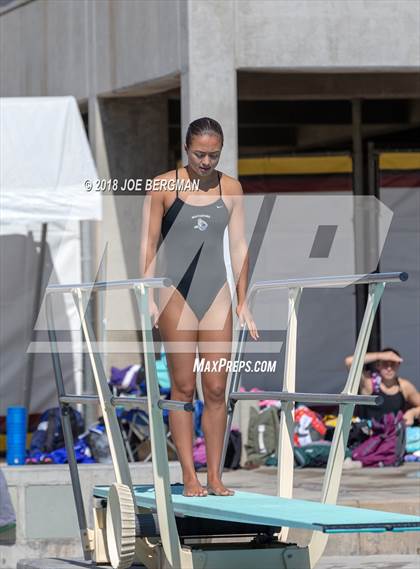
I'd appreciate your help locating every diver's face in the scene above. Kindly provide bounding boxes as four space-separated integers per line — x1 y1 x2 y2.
376 360 399 381
185 134 222 177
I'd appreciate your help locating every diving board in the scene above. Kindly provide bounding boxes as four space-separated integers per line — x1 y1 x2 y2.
94 484 420 534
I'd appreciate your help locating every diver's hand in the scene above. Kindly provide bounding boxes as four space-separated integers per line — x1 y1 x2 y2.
403 408 418 426
379 350 403 364
236 302 259 340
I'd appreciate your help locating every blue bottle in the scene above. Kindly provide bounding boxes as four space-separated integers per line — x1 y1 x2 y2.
6 406 27 465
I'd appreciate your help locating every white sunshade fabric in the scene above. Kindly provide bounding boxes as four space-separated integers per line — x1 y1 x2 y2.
0 96 101 227
0 96 101 413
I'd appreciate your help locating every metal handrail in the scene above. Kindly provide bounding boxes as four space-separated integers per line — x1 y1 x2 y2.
45 272 407 296
60 394 193 412
229 391 383 406
220 271 409 480
46 277 172 294
247 271 407 304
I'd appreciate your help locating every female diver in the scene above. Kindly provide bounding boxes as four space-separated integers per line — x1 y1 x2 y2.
345 348 420 423
140 117 258 497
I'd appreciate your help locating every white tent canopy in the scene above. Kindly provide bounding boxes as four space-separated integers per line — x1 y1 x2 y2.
1 96 101 226
0 96 101 414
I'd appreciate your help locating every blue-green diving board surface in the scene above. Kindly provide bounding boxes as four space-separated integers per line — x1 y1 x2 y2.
94 484 420 534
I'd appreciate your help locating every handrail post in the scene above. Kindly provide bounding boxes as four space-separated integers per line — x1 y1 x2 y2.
45 294 92 560
277 287 302 543
133 284 182 568
308 281 386 566
72 288 134 492
219 325 248 477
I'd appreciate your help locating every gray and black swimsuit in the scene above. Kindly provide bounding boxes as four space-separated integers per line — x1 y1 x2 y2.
160 168 230 320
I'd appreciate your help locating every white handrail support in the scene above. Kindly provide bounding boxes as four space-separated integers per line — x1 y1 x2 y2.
73 287 134 491
133 284 183 568
308 281 386 566
277 287 302 542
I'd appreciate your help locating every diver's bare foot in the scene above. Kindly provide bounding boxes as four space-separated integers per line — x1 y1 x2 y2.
182 476 208 497
206 478 235 496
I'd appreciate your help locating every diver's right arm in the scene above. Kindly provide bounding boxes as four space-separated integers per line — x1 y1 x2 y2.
139 186 165 327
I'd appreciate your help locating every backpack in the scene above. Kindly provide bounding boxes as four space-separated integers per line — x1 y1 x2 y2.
194 400 204 438
347 420 371 450
224 429 242 470
192 430 242 470
88 421 112 464
294 406 327 447
352 411 406 467
29 406 84 458
245 406 279 465
294 442 352 468
45 407 84 452
193 436 207 468
42 437 94 465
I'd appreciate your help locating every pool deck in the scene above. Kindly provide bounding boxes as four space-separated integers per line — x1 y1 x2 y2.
15 554 420 569
2 461 419 568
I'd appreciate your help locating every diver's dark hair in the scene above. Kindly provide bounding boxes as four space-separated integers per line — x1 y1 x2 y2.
381 347 402 358
185 117 224 148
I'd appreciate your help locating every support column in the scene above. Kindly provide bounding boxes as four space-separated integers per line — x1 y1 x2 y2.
84 0 112 422
352 99 368 335
180 0 238 177
97 96 169 369
85 95 111 426
180 0 238 402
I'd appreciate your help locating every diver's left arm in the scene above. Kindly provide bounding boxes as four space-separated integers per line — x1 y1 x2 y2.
401 379 420 425
227 181 259 340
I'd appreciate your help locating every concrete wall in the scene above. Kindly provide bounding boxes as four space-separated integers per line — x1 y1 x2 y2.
180 0 237 175
1 0 419 100
0 1 88 98
92 0 180 96
0 0 180 98
96 95 169 369
235 0 420 71
1 462 182 568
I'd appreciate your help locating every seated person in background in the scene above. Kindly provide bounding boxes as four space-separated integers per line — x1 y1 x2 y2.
344 348 420 424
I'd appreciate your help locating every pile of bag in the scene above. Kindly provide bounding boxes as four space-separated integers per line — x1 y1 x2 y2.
243 402 412 469
244 406 279 467
26 406 94 464
244 404 335 468
351 411 406 467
